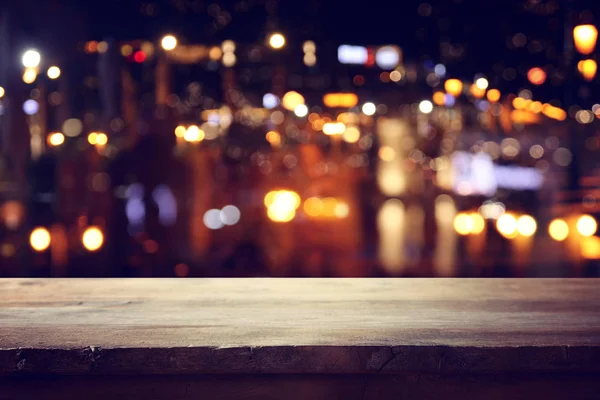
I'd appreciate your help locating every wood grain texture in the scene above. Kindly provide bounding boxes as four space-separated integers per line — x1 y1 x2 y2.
1 278 600 375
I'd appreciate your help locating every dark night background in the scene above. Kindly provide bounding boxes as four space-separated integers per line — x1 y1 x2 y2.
6 0 598 101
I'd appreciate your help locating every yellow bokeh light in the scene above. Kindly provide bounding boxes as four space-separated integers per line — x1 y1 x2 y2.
266 130 281 147
323 93 358 108
267 205 295 222
47 132 65 147
577 215 597 237
444 79 463 97
453 213 473 235
30 227 51 252
573 24 598 55
281 91 305 111
304 197 323 217
161 35 178 51
82 226 104 251
581 236 600 259
174 125 186 138
88 132 98 145
96 133 108 146
486 89 501 103
516 215 537 237
548 219 569 241
323 122 345 136
265 190 300 223
469 84 485 99
121 44 133 57
268 33 286 49
23 68 37 84
577 59 597 82
208 46 222 60
0 86 4 98
342 126 360 143
334 201 350 218
321 197 338 218
378 146 396 161
470 212 485 234
47 66 61 80
496 213 517 238
184 125 205 142
432 91 445 106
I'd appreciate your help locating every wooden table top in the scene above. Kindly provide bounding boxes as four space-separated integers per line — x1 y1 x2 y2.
1 278 600 375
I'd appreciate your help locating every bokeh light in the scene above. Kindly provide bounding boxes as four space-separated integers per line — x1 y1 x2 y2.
577 215 597 237
268 33 286 49
82 226 104 251
30 227 51 252
516 215 537 237
161 35 178 51
496 214 517 238
548 219 569 241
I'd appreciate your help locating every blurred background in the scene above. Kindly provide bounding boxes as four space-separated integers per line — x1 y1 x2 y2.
1 0 600 277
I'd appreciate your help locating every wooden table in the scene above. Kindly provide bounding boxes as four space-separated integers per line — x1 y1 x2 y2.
1 279 600 399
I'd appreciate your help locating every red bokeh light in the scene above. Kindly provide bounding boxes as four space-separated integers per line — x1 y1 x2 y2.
134 51 146 63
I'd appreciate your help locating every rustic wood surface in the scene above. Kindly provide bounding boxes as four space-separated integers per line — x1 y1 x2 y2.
1 278 600 376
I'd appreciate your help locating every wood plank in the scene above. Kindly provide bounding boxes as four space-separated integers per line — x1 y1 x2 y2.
1 279 600 375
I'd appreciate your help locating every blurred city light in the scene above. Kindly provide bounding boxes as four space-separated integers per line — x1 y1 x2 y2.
496 214 518 238
22 99 39 115
184 125 205 142
573 24 598 55
82 226 104 251
281 91 305 111
268 33 286 49
161 35 178 51
527 67 546 85
444 79 463 97
577 215 597 237
475 77 488 90
516 215 537 237
262 93 279 109
577 59 597 81
30 227 51 252
361 102 376 116
338 45 368 64
47 66 61 80
22 68 37 84
418 100 433 114
294 104 308 117
323 122 346 136
220 205 241 226
486 89 501 103
88 132 98 145
265 190 300 223
548 219 569 241
375 46 401 69
432 92 445 106
0 86 4 98
47 132 65 147
22 49 41 68
323 93 358 108
204 209 224 230
453 213 473 235
342 126 360 143
470 212 485 234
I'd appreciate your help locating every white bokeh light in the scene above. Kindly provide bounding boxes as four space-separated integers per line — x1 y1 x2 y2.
204 209 224 230
220 205 241 226
419 100 433 114
22 50 41 68
361 102 376 116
